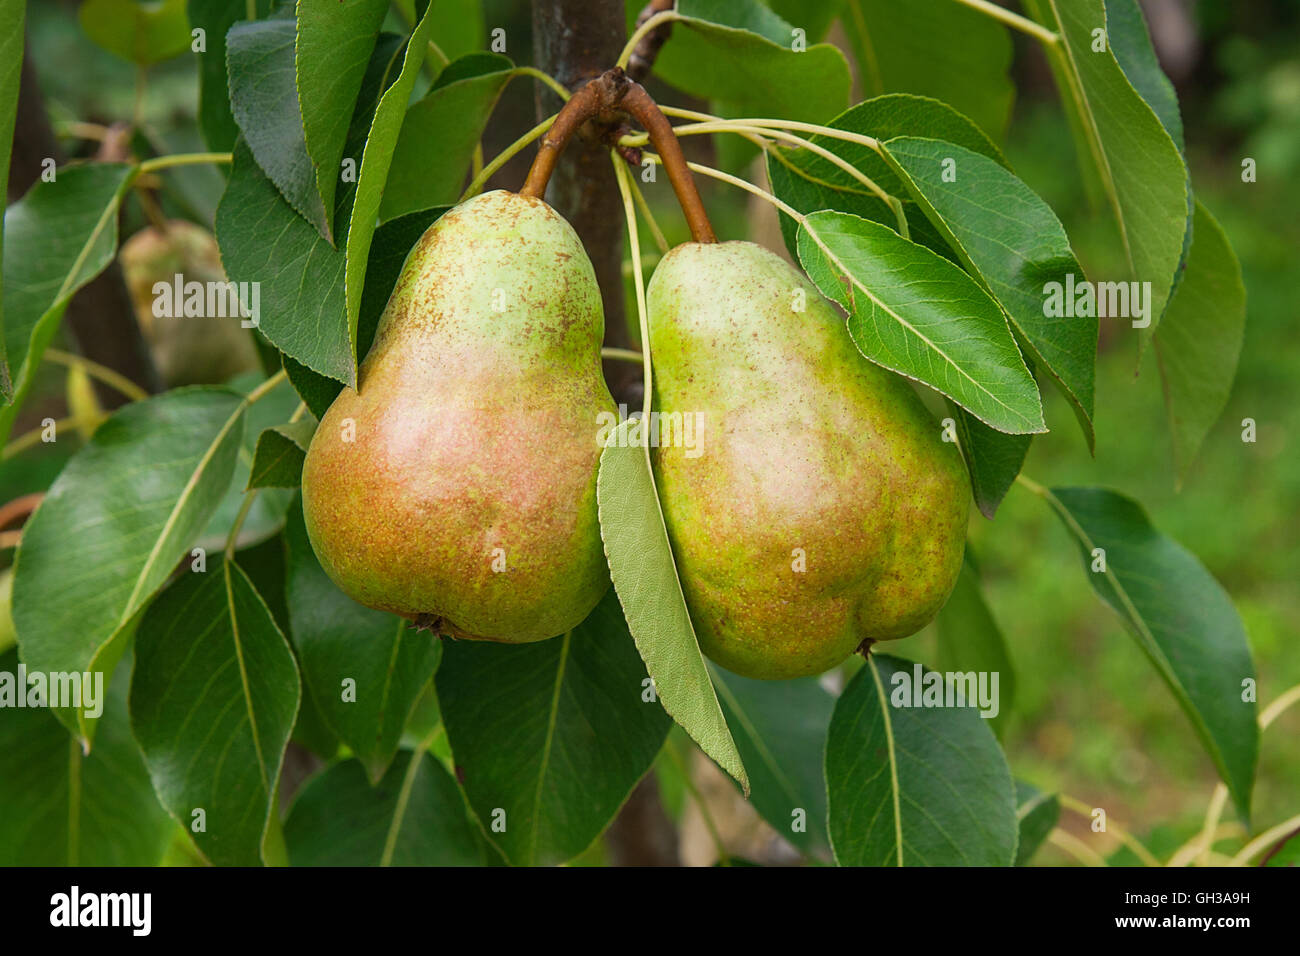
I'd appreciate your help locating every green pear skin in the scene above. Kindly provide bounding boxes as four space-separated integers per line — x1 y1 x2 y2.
301 190 615 642
648 241 970 680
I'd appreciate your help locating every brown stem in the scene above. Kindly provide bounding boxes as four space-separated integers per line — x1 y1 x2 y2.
0 492 44 531
519 67 716 244
519 73 626 199
627 0 676 82
619 82 716 243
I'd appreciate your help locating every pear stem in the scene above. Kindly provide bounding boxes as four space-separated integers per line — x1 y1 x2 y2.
519 68 716 244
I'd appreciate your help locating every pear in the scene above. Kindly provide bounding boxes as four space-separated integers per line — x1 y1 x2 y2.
301 190 615 642
648 241 970 680
119 220 261 386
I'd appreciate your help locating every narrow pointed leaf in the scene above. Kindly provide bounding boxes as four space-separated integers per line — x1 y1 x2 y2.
0 649 172 865
1023 0 1189 344
283 500 440 783
380 53 514 221
13 387 246 741
597 418 747 791
436 589 672 866
342 2 438 372
1 163 134 442
1039 486 1258 819
295 0 388 238
882 137 1096 447
796 210 1044 434
130 563 300 866
826 654 1018 866
285 752 490 866
1154 202 1245 483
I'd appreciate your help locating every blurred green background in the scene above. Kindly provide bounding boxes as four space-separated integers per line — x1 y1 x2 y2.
7 0 1297 864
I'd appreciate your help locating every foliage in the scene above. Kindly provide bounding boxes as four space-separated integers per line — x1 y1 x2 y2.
0 0 1291 869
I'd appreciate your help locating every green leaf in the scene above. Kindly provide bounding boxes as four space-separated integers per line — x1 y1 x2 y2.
1 163 135 444
0 648 172 865
217 139 349 381
841 0 1013 140
283 499 441 783
825 654 1018 866
422 0 485 65
12 387 247 741
796 211 1044 434
283 205 449 416
284 752 489 865
1039 486 1258 819
227 17 330 239
436 589 672 866
631 0 851 125
946 399 1031 519
1014 781 1059 866
767 0 843 41
765 93 1005 261
1106 0 1183 153
220 34 410 389
935 554 1015 739
1023 0 1189 346
596 418 747 791
187 0 273 152
248 419 316 489
130 562 301 866
379 53 513 221
1153 202 1245 484
197 372 299 552
710 666 833 859
0 0 23 401
79 0 191 65
342 2 439 373
295 0 389 240
882 137 1097 448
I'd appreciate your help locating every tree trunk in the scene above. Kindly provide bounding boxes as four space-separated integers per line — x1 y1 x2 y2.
531 0 641 408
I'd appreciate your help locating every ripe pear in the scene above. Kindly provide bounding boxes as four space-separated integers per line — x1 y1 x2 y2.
648 241 970 680
301 190 615 642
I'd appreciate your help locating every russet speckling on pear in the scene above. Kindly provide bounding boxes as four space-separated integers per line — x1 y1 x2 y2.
647 240 970 680
301 190 615 642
